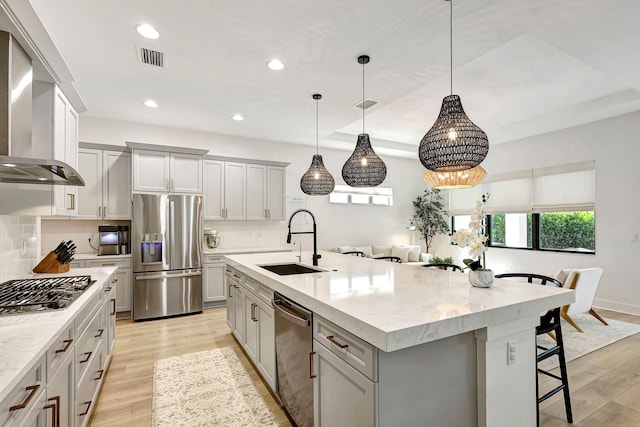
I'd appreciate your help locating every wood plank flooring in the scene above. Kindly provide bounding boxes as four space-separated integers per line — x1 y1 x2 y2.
89 308 640 427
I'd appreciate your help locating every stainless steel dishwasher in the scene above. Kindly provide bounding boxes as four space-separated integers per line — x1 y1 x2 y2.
272 292 314 427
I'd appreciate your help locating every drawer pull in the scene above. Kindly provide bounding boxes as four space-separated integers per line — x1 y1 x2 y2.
79 401 92 416
79 352 92 363
55 339 73 354
95 329 104 338
9 384 40 411
102 263 116 266
309 351 317 379
111 278 118 282
45 396 60 427
94 369 104 381
111 298 116 315
326 335 349 349
105 286 112 292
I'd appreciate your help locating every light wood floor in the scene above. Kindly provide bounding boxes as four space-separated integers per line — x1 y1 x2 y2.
89 308 640 427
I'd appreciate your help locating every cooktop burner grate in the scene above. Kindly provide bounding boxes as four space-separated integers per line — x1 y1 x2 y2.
0 275 93 315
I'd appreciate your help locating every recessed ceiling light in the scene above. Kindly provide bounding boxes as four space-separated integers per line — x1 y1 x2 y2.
267 59 284 71
136 24 159 39
144 100 158 108
37 177 48 181
232 114 244 121
3 163 16 167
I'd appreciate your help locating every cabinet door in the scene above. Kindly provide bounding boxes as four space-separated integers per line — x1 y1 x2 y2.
103 151 132 219
77 148 102 219
114 268 131 312
46 353 73 427
267 166 286 221
204 160 225 220
257 299 276 391
224 162 246 220
103 282 117 358
204 263 226 303
314 340 377 427
170 153 203 194
51 90 76 216
246 164 267 220
244 293 258 361
234 285 245 342
132 150 170 193
64 104 79 216
226 281 236 330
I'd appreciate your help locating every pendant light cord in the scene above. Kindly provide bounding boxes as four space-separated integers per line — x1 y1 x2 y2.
450 0 453 95
315 97 319 154
362 59 365 134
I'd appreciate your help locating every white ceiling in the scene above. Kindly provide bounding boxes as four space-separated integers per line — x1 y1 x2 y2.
28 0 640 158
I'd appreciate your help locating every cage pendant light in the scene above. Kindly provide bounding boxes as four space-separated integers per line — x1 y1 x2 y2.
300 94 335 195
418 0 489 172
342 55 387 187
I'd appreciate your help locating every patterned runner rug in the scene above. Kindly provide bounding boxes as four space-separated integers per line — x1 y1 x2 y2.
152 347 279 427
538 313 640 370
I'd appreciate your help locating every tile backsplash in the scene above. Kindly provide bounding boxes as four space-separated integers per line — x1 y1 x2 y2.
0 216 38 281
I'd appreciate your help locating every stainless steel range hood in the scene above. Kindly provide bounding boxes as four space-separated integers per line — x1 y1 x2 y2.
0 31 84 186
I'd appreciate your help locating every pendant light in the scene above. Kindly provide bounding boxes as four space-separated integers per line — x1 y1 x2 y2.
300 94 335 195
423 165 487 189
418 0 489 172
342 55 387 187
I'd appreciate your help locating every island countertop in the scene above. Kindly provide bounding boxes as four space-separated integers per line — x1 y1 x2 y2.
224 251 575 352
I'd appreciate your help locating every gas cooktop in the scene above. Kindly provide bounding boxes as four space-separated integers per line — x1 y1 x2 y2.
0 275 94 315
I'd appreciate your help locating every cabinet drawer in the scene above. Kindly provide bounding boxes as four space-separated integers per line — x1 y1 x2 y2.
85 258 131 269
75 308 104 383
0 355 45 427
74 292 102 337
204 255 224 264
47 323 74 382
314 315 378 381
69 260 85 269
257 284 274 305
243 276 259 294
75 349 103 427
225 267 243 286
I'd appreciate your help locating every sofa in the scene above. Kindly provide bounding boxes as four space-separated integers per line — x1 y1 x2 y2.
334 244 432 265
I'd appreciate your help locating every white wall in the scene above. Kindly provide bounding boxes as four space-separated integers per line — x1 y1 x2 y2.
79 116 428 252
0 216 39 280
471 110 640 315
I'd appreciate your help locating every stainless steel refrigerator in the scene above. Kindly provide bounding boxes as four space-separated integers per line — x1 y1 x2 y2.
132 194 203 320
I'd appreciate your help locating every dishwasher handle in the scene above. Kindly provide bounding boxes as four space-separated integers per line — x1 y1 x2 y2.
272 298 311 328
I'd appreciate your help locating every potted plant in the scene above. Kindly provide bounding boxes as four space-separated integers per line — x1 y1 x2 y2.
451 195 493 288
409 188 450 254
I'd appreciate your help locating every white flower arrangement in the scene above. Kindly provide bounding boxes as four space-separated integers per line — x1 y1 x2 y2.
451 195 489 270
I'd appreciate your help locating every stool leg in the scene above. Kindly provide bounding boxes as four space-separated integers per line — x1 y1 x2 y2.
555 324 573 423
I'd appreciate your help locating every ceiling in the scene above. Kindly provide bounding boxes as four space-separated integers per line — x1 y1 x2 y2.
28 0 640 159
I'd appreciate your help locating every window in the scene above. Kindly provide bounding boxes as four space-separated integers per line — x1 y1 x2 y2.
329 185 393 206
488 213 532 249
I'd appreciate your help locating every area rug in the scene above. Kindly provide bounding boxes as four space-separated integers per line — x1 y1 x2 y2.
152 347 279 427
538 313 640 370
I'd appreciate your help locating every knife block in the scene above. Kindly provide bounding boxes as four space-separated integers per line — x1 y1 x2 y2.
33 252 70 274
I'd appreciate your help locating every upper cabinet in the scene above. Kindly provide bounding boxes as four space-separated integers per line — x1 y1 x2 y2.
32 82 79 217
77 147 131 220
132 148 204 194
204 157 287 221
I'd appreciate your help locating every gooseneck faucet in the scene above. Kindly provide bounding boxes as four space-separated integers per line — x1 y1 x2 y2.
286 209 321 266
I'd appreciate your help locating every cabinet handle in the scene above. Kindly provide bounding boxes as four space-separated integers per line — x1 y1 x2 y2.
102 263 116 267
326 335 349 349
98 206 101 217
94 370 105 381
79 401 92 416
233 284 239 289
79 352 92 363
105 286 112 292
171 179 174 191
9 384 40 411
103 206 107 217
227 285 232 298
221 208 224 218
95 329 104 338
267 209 270 219
111 278 118 283
309 351 316 379
45 396 60 427
111 298 116 315
251 303 257 321
55 339 73 354
225 208 228 218
67 193 73 210
166 179 170 190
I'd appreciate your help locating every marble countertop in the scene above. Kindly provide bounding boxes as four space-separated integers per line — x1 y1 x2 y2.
73 253 132 260
203 246 292 255
0 267 117 403
224 251 575 352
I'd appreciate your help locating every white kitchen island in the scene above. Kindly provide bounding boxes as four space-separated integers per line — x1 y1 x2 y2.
224 250 575 427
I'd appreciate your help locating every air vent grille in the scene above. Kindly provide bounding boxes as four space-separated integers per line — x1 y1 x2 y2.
353 98 379 110
139 47 165 67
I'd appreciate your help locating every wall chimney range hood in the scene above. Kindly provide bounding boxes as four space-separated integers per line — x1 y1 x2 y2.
0 31 84 186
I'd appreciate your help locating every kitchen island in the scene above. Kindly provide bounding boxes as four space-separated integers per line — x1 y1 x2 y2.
225 250 574 427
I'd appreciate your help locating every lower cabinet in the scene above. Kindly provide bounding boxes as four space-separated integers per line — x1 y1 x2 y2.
203 255 226 307
46 352 74 427
75 258 132 314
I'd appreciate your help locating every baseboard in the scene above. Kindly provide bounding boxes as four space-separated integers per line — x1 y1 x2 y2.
594 298 640 316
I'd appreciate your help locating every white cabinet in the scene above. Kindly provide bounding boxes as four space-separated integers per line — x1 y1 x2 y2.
77 258 132 314
204 160 246 220
203 255 226 306
246 164 286 221
132 149 203 194
256 298 276 389
77 148 131 220
226 267 245 343
46 351 74 427
244 294 259 361
33 82 79 217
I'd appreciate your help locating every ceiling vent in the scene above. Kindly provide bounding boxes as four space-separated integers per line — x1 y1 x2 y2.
353 98 379 110
138 47 165 67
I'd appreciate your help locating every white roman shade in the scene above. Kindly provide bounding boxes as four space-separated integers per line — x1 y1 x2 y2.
485 171 533 214
448 184 486 215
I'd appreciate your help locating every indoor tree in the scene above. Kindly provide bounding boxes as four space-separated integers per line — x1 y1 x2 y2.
409 188 450 253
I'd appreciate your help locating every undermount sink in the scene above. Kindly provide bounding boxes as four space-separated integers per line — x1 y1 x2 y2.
259 263 325 276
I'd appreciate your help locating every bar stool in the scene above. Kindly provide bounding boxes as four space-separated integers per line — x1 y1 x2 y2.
495 273 573 425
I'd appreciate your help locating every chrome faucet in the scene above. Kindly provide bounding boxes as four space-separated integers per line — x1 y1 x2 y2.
293 239 302 262
286 209 321 266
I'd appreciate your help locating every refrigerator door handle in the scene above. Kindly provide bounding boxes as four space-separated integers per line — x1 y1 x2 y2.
135 271 201 281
